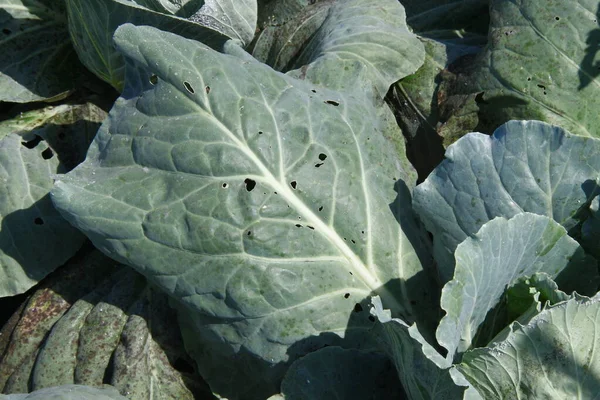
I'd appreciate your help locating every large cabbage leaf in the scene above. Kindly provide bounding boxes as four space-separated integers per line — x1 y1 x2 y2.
459 295 600 399
51 24 437 399
413 120 600 281
437 0 600 142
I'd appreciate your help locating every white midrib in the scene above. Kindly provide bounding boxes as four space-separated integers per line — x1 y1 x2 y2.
192 101 384 291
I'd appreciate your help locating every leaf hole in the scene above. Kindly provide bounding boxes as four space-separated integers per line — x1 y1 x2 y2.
527 77 531 81
34 217 44 225
307 225 314 230
295 224 302 228
41 148 54 160
290 180 297 189
244 178 256 191
324 100 339 106
349 271 353 275
344 293 350 299
318 206 323 212
149 74 158 85
353 303 363 313
318 153 327 161
222 183 228 188
314 163 324 168
22 135 42 149
350 239 355 244
311 89 317 93
258 131 263 135
247 230 252 236
555 16 560 21
205 86 211 94
184 81 195 93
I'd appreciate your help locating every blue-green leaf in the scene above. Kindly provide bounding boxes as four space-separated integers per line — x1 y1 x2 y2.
413 120 600 282
51 24 435 399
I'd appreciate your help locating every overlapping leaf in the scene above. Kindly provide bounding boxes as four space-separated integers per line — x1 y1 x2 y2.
437 213 597 361
437 0 600 142
65 0 239 90
0 103 105 297
459 296 600 399
252 0 425 97
369 296 471 400
387 34 484 176
0 0 86 102
0 248 206 399
413 120 600 281
0 384 129 400
51 24 436 399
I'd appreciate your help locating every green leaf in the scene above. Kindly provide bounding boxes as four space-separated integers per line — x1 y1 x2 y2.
437 0 600 142
252 0 425 97
0 384 129 400
65 0 233 90
187 0 257 45
437 212 597 361
0 141 80 296
279 346 403 399
506 273 570 322
0 0 86 102
413 120 600 282
51 24 436 399
459 295 600 399
0 248 207 399
369 296 472 400
0 103 104 297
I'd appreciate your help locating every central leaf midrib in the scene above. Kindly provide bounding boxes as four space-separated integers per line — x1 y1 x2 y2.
181 83 384 291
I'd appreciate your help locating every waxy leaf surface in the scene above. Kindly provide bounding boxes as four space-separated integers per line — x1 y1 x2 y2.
413 120 600 281
459 296 600 399
437 213 597 360
51 24 435 399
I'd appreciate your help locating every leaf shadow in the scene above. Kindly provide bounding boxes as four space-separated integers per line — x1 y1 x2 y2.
578 3 600 91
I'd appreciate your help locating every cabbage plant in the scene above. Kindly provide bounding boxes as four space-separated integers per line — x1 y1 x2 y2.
1 0 600 399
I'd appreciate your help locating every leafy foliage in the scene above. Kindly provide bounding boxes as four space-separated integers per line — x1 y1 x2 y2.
1 0 600 399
